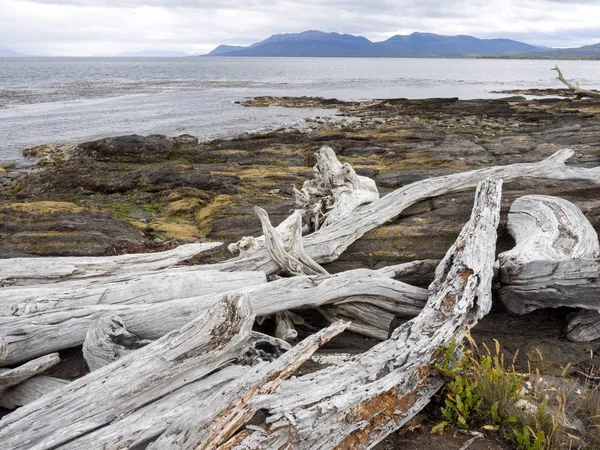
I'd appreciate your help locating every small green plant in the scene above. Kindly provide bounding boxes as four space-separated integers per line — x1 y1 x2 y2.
436 376 482 430
512 425 546 450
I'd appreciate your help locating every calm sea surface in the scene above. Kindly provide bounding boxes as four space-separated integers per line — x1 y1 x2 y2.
1 57 600 164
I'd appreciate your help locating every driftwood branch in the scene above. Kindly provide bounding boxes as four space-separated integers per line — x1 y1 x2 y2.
0 353 60 389
0 242 222 286
566 309 600 342
228 145 379 255
552 65 600 99
255 206 327 276
221 179 502 449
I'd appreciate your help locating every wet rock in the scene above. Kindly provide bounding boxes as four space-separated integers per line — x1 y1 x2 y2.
78 134 174 163
0 202 144 257
23 144 74 165
141 166 241 194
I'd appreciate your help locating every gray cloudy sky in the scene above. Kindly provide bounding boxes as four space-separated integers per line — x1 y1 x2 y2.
1 0 600 56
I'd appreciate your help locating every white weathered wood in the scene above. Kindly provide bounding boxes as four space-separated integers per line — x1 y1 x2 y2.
553 65 600 99
221 179 502 449
499 195 599 269
82 315 152 371
0 353 60 389
566 309 600 342
377 259 440 280
255 206 327 276
0 242 222 286
59 365 247 450
2 269 266 316
0 269 425 366
147 321 349 450
0 294 255 450
205 149 600 275
498 195 600 316
293 145 379 231
228 145 378 255
320 302 399 340
0 375 69 410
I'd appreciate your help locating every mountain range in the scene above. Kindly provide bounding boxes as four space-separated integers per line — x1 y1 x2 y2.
0 48 30 57
206 31 600 58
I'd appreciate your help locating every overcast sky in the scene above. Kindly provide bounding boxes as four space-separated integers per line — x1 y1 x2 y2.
1 0 600 56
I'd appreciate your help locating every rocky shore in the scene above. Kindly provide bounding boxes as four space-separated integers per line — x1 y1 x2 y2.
1 92 600 421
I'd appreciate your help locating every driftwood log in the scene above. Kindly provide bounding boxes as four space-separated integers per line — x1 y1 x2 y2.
0 242 221 286
220 178 502 449
1 269 266 315
553 65 600 99
0 268 426 365
497 195 600 342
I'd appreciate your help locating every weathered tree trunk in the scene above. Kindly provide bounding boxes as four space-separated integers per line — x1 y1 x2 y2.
0 269 426 366
553 65 600 99
0 242 221 286
2 269 266 315
220 178 502 449
0 294 255 450
498 195 600 315
205 149 600 275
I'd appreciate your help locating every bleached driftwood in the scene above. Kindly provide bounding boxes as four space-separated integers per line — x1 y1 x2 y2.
58 325 344 450
377 259 440 280
566 309 600 342
82 315 152 371
220 179 502 449
60 365 248 450
2 269 266 316
228 145 378 255
255 206 327 276
146 321 349 449
0 353 60 389
553 65 600 99
0 294 255 450
498 195 600 316
0 269 426 366
0 375 69 409
293 145 379 231
0 242 222 286
207 149 600 276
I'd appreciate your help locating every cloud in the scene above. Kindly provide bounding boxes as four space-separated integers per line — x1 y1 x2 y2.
1 0 599 55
